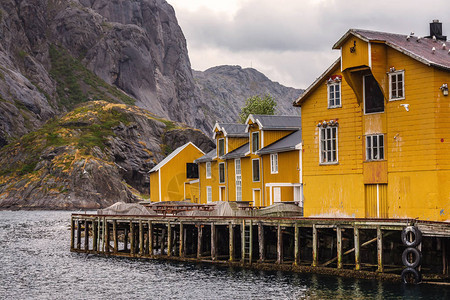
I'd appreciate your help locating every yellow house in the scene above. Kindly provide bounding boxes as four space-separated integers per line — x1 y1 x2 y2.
149 142 204 202
195 149 218 204
294 22 450 221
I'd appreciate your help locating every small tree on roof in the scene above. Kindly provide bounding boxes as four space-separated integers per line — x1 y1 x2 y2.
239 94 277 123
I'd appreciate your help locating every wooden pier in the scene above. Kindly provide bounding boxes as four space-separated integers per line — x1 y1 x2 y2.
70 214 450 283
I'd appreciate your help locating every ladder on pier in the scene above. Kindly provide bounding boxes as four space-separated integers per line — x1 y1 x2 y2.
242 220 252 263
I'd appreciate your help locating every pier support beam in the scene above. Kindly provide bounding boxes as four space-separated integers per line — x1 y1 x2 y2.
76 221 81 250
84 220 89 251
354 227 360 271
105 219 110 253
167 222 172 257
197 225 203 259
130 221 135 255
113 220 118 254
258 223 265 262
139 221 144 256
337 227 342 269
294 223 299 266
312 224 318 267
377 227 383 272
70 217 75 250
179 222 184 257
229 224 234 262
148 221 153 256
211 223 217 261
93 220 97 252
277 224 283 264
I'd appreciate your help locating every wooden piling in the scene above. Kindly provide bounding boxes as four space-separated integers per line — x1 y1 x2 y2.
211 223 217 261
179 222 184 257
258 223 265 262
229 223 234 262
124 227 128 252
139 221 144 256
105 219 110 253
167 222 172 257
70 217 75 250
160 227 166 256
312 224 318 267
354 226 360 271
113 220 118 254
377 226 383 272
249 221 253 264
130 221 135 255
84 220 89 251
92 220 98 252
241 220 245 263
277 224 282 264
197 225 203 259
76 220 81 250
294 222 299 266
148 221 153 256
337 226 342 269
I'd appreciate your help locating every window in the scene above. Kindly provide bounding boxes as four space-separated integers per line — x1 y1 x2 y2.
366 134 384 161
328 82 341 108
252 159 260 182
235 159 242 202
206 162 211 179
389 71 404 100
270 153 278 174
206 186 212 203
252 132 260 153
218 138 225 156
219 162 225 183
364 75 384 114
320 126 338 164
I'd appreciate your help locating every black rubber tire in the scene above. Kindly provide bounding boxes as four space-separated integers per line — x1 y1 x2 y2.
401 267 422 284
401 226 422 247
402 247 422 268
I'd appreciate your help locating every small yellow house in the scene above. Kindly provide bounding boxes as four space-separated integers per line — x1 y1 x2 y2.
149 142 204 202
294 22 450 221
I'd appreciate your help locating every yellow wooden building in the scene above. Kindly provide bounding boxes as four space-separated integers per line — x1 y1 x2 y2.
294 22 450 221
149 142 204 202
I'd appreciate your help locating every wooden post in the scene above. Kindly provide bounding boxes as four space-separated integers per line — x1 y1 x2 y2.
241 220 245 263
249 221 253 264
229 223 234 262
277 224 282 264
148 221 153 256
294 223 299 266
160 227 166 255
105 219 110 253
312 224 318 267
130 221 135 255
76 220 81 250
97 218 101 252
197 225 203 259
354 226 360 271
258 223 265 262
70 217 75 250
113 220 118 254
211 223 217 261
167 222 172 257
124 227 128 252
139 220 144 256
179 222 184 257
337 226 342 269
92 219 98 252
84 220 89 251
377 226 383 272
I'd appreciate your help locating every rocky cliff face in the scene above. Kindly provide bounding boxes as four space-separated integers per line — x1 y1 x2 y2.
193 66 303 129
0 101 214 210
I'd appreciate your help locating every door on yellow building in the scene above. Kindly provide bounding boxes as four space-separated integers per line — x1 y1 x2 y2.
219 186 226 202
365 184 388 218
253 189 261 206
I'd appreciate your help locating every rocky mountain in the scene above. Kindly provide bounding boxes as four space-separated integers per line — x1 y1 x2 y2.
0 101 214 210
194 66 302 126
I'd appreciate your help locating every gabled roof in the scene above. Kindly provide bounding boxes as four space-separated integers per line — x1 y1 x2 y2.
245 114 301 131
221 143 249 159
213 122 247 139
334 29 450 71
256 130 302 155
194 149 216 163
149 142 204 173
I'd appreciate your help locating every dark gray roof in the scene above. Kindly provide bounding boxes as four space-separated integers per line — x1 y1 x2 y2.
257 130 302 155
222 143 249 159
251 115 301 130
334 29 450 71
215 123 247 137
194 149 216 163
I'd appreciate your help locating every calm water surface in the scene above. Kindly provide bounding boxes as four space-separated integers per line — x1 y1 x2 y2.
0 211 449 299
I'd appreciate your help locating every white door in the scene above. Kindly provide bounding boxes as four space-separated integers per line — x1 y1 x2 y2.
274 187 281 203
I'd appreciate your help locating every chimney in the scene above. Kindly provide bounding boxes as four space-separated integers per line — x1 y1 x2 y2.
427 20 447 41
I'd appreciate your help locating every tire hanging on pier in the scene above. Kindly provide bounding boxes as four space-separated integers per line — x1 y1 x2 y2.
402 247 422 269
401 226 422 247
401 267 422 284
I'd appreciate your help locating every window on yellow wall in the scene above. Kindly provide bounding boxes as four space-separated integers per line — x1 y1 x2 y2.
389 71 404 100
218 138 225 156
219 162 225 183
366 134 384 161
206 162 211 179
364 75 384 114
206 186 212 203
328 82 341 108
270 153 278 174
320 126 338 164
252 132 260 153
252 159 260 182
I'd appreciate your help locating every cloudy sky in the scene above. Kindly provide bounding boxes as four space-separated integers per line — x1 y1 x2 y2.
168 0 447 89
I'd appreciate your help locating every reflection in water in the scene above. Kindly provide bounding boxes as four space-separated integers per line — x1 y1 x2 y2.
0 211 449 299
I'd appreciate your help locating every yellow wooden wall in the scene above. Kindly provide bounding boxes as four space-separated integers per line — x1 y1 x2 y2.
149 171 159 202
198 161 219 204
263 130 294 148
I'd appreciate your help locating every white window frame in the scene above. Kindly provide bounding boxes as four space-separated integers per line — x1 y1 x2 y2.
327 81 342 108
235 159 242 202
218 138 225 156
252 132 260 153
366 134 384 161
270 153 278 174
205 162 211 179
252 158 260 182
319 126 338 164
389 70 405 101
218 162 225 183
206 186 212 203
